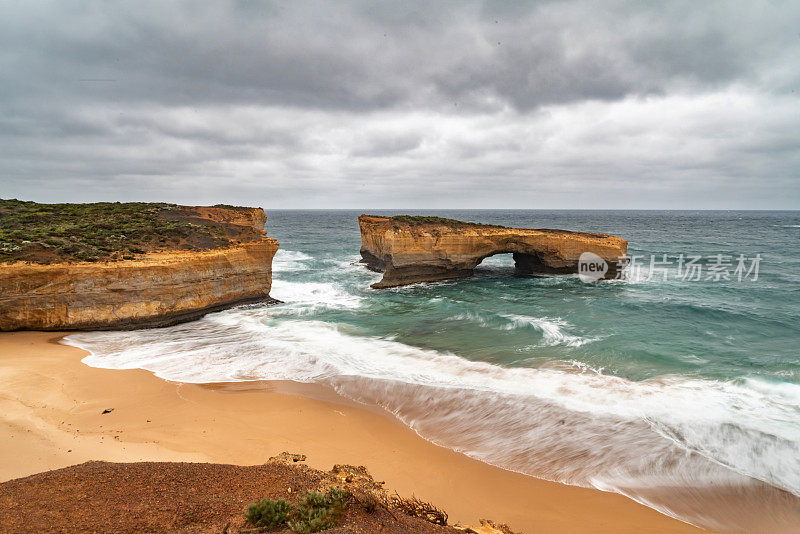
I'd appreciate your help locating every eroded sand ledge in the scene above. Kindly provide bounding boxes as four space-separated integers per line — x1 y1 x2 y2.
0 206 279 331
359 215 628 288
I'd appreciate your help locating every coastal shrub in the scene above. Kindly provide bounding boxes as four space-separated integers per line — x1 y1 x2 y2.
324 487 350 509
287 508 336 533
212 203 252 211
288 488 350 533
0 199 232 263
245 487 350 533
385 214 506 228
245 497 292 527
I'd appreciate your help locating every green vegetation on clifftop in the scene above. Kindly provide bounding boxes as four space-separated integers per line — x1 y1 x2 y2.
0 199 234 264
367 215 507 228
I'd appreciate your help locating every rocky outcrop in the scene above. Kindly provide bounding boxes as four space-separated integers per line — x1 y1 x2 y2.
183 205 267 232
0 207 278 331
359 215 627 288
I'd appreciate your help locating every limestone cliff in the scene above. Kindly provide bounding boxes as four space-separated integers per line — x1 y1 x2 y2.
0 205 278 331
183 205 267 232
359 215 627 288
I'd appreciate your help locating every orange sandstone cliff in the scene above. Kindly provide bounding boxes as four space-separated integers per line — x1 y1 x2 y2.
0 205 278 330
359 215 627 288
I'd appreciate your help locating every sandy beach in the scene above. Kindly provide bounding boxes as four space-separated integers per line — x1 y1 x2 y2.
0 331 700 533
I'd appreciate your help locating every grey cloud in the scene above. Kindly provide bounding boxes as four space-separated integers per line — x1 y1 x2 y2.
349 132 424 158
0 1 799 208
3 1 798 112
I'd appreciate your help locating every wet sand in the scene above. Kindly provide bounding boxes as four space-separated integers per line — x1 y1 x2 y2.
0 331 702 533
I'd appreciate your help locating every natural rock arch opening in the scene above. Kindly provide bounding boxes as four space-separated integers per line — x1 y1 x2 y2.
472 251 547 277
358 215 627 289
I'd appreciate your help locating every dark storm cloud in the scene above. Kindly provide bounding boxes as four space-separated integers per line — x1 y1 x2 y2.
1 0 799 208
4 1 797 111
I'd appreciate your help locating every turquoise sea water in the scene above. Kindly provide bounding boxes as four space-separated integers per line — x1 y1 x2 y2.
65 210 800 531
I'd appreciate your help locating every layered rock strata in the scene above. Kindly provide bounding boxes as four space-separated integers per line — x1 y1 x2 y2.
359 215 627 288
0 206 278 330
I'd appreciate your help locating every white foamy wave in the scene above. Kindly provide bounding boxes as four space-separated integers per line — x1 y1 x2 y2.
560 359 606 375
445 311 493 327
270 279 363 311
272 249 313 272
268 250 366 312
446 311 597 347
499 314 596 347
618 263 653 284
323 255 365 270
63 312 800 500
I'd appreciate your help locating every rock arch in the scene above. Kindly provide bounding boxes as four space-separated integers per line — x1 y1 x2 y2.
358 215 627 288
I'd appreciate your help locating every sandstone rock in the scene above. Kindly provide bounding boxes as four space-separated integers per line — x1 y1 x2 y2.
359 215 627 288
0 206 278 330
454 519 521 534
331 464 373 485
267 452 307 464
466 518 521 534
185 205 267 231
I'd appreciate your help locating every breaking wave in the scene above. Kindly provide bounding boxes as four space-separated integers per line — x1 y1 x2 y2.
64 308 800 505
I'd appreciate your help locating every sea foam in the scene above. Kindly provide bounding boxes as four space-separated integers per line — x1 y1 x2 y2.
64 305 800 501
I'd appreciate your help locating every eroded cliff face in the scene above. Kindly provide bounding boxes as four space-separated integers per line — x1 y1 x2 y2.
185 205 267 232
359 215 627 288
0 207 278 331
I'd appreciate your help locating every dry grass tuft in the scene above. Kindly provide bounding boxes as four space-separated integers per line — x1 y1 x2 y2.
388 492 448 525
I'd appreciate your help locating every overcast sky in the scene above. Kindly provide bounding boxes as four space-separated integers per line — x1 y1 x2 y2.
1 1 799 209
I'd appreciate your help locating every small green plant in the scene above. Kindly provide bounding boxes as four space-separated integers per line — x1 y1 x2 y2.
288 507 336 533
245 487 350 533
245 497 292 527
325 487 349 509
288 488 349 533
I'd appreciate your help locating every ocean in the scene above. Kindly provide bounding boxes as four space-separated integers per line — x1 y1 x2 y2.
64 210 800 531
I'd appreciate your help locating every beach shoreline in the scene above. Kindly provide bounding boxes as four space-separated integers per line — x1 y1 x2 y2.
0 330 701 533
